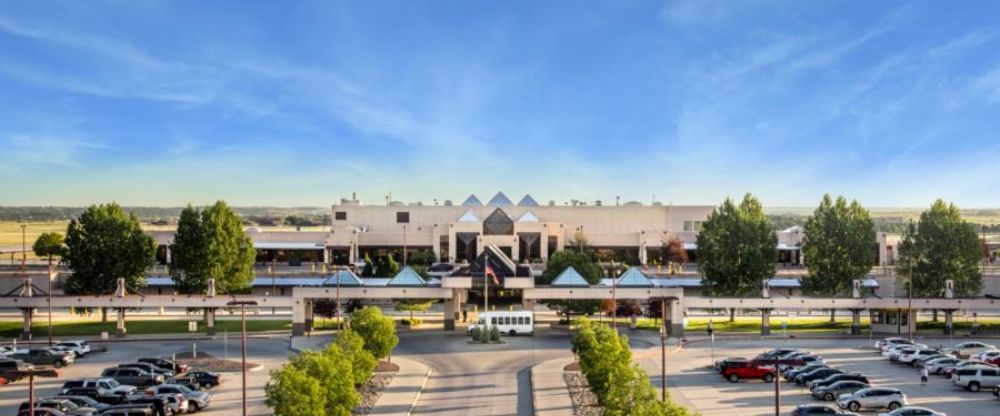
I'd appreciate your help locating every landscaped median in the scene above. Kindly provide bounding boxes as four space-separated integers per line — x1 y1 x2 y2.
568 318 693 416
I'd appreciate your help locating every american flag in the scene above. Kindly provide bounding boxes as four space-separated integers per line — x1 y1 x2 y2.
485 262 500 285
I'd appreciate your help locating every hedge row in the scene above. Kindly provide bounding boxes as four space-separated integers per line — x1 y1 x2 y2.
571 318 693 416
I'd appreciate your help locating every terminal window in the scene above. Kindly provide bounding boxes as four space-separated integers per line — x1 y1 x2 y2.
397 212 410 223
335 211 347 221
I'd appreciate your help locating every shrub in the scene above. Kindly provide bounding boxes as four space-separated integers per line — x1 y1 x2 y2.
470 327 481 341
401 317 422 326
489 325 501 342
332 329 376 386
350 306 399 359
265 364 326 416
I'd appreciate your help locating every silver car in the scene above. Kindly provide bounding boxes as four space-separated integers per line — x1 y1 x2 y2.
876 406 946 416
923 357 960 375
812 380 869 402
147 383 211 412
837 387 907 412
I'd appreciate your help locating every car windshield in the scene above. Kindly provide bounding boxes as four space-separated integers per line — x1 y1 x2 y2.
106 379 120 387
173 385 193 393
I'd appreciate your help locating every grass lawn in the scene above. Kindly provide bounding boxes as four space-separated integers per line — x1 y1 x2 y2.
628 315 1000 334
0 319 292 338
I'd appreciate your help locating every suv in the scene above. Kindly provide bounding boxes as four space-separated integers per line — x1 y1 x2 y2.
812 380 869 402
61 387 125 405
102 368 164 388
118 363 174 378
798 368 844 386
17 399 97 416
62 378 137 396
836 387 907 412
122 395 174 416
714 357 749 373
951 366 1000 392
901 349 948 367
721 361 775 383
13 348 74 368
54 341 91 358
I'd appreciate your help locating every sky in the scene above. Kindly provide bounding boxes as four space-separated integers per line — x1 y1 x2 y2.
1 0 999 208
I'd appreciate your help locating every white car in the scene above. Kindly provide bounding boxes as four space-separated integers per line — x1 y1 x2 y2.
877 406 946 416
971 350 1000 362
54 340 91 357
837 387 907 412
878 338 918 353
883 343 927 358
944 341 997 358
889 346 924 362
951 365 1000 392
901 350 950 367
923 357 960 375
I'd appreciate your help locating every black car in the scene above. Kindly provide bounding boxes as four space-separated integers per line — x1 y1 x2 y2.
118 363 174 378
786 364 828 381
174 371 221 389
791 404 860 415
797 368 843 385
122 395 173 416
53 395 112 412
810 373 869 391
99 405 155 416
137 358 187 374
61 387 125 405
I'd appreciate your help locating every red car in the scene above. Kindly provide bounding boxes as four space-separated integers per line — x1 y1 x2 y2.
986 356 1000 366
722 361 776 383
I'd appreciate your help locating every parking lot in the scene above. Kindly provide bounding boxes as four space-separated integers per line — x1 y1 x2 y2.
653 337 1000 415
0 336 291 415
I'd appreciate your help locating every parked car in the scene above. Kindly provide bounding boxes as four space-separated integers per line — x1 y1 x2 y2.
137 358 187 374
942 360 996 378
118 363 174 378
797 368 844 386
836 387 907 412
54 341 91 358
16 409 66 416
792 403 861 415
876 406 946 416
146 383 211 411
18 399 97 416
172 371 221 389
721 361 775 383
786 363 828 381
14 348 74 368
812 380 870 402
901 350 949 367
101 368 165 388
154 394 188 415
944 341 997 358
889 346 923 363
60 388 125 406
884 344 927 358
878 338 920 353
780 355 825 372
62 378 138 396
923 357 960 375
0 345 27 357
99 404 157 416
971 350 1000 362
0 358 35 381
52 395 112 413
810 373 870 391
951 365 1000 392
122 395 174 416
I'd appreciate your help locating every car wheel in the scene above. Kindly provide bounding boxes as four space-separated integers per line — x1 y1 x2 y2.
728 374 740 383
888 401 901 410
763 373 774 383
824 392 834 401
968 382 980 392
848 401 860 412
190 400 200 412
53 360 63 368
935 368 942 375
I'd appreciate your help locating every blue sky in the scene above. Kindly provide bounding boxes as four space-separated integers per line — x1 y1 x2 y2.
1 0 999 208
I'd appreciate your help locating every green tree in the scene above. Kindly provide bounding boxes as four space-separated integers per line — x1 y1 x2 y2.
350 306 399 359
332 329 377 386
537 250 603 319
265 364 327 416
64 203 156 296
697 194 776 320
291 347 359 416
170 201 256 294
394 299 434 322
898 200 982 297
33 232 65 264
801 195 877 307
361 253 376 277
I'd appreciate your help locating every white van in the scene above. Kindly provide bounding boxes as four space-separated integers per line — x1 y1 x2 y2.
468 311 534 336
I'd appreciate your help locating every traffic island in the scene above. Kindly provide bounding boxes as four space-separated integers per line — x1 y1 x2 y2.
174 351 264 372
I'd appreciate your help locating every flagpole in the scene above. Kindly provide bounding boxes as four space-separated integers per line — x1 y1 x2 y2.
484 258 489 314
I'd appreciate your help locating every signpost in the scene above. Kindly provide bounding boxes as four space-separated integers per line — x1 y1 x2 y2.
189 321 198 359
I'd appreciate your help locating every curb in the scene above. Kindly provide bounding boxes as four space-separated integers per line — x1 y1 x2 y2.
404 366 432 416
530 357 576 416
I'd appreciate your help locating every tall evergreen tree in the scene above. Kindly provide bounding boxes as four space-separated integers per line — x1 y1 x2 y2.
63 203 156 296
170 201 256 294
697 194 777 299
898 200 982 297
801 195 877 297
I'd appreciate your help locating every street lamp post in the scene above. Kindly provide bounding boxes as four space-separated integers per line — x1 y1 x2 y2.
227 300 259 416
47 268 54 346
611 266 617 328
24 368 60 416
660 298 667 402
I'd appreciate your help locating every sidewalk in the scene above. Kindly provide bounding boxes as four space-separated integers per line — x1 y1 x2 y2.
369 356 430 416
531 356 575 416
289 331 335 352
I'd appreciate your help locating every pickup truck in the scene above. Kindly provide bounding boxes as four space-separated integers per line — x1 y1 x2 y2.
14 348 75 368
0 359 35 382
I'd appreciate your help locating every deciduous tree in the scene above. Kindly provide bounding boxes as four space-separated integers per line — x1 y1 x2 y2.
332 329 376 386
170 202 256 294
898 200 982 297
801 195 877 304
33 232 65 264
697 194 777 320
63 203 156 296
350 306 398 359
265 364 327 416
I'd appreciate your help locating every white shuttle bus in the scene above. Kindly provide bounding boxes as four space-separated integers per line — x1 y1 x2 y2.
468 311 535 335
